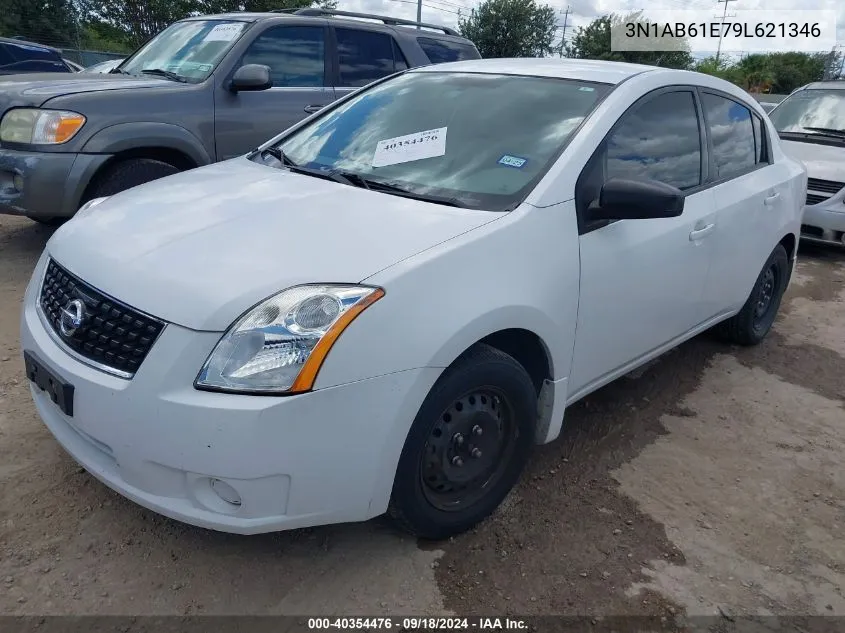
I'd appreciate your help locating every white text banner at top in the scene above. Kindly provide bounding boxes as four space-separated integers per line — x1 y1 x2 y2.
610 10 838 53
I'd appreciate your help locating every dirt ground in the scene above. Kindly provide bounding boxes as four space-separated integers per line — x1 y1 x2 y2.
1 214 844 619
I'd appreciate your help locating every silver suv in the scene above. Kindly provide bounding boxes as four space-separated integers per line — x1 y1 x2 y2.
0 8 480 224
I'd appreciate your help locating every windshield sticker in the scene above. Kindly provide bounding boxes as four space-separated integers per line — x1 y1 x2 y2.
203 23 245 42
578 86 595 92
372 127 447 168
498 155 528 169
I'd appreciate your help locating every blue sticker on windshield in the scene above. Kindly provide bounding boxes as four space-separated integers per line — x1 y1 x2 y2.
498 155 527 169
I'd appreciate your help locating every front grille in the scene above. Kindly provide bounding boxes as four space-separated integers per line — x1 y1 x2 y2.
806 193 829 206
807 178 845 196
39 259 165 376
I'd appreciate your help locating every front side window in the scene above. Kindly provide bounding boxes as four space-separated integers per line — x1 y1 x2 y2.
417 37 481 64
241 26 325 88
604 91 702 190
266 71 611 210
702 93 756 180
768 88 845 137
120 20 249 83
336 28 400 87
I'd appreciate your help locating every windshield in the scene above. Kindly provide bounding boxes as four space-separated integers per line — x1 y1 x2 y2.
769 89 845 134
270 71 610 210
120 20 249 83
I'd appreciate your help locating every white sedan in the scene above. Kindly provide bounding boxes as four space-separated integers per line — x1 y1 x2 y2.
21 58 805 539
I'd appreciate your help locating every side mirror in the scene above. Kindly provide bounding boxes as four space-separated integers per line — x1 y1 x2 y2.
588 178 685 222
230 64 271 92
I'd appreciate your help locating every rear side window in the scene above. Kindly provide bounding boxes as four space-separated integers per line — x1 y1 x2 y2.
751 113 768 164
603 91 702 190
417 37 480 64
701 92 756 180
335 29 405 87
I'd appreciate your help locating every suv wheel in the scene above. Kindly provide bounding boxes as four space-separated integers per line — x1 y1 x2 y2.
89 158 180 199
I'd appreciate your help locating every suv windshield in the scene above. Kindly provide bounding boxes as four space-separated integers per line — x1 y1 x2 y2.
270 71 610 210
120 20 250 83
769 88 845 135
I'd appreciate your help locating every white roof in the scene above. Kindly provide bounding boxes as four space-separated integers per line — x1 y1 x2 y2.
413 57 658 84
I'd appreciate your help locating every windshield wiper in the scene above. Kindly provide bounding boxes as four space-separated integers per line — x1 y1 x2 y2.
802 126 845 138
139 68 187 83
261 146 297 167
360 179 468 207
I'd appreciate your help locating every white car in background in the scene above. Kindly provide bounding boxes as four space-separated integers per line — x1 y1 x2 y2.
768 81 845 246
82 58 124 73
21 59 804 539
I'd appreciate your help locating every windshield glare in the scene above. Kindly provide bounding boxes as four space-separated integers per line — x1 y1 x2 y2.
274 72 611 210
120 20 248 82
769 89 845 133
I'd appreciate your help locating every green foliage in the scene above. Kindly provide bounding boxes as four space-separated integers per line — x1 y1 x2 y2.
458 0 558 58
694 52 828 93
565 14 693 70
82 0 337 50
0 0 81 48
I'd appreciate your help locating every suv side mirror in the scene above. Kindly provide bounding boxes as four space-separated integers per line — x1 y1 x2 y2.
588 178 685 222
230 64 272 92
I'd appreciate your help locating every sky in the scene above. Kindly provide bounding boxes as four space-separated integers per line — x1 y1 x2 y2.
334 0 844 59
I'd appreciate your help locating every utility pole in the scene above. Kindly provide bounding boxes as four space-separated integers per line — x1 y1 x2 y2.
558 6 571 57
714 0 737 65
417 0 422 27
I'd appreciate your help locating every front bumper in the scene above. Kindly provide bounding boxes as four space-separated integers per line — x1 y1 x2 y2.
801 197 845 247
21 259 439 533
0 147 110 219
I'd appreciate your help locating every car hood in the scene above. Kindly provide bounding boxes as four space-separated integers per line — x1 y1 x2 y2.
780 138 845 183
47 158 500 331
0 73 174 111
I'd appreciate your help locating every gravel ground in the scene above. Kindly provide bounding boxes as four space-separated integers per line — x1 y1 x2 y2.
1 214 843 619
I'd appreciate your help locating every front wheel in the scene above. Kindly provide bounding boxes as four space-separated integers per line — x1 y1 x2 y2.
716 243 789 346
388 344 537 540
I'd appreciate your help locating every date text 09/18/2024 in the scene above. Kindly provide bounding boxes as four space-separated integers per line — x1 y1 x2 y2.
307 617 528 630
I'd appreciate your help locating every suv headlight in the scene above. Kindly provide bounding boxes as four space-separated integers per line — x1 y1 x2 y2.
196 285 384 394
0 108 86 144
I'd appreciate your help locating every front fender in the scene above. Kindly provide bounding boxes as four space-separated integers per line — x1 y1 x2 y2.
81 122 213 167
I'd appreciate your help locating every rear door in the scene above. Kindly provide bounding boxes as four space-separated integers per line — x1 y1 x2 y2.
214 23 334 160
330 26 409 102
697 90 791 316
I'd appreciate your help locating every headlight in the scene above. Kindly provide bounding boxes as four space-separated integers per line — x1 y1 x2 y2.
74 196 110 220
196 285 384 394
0 108 86 144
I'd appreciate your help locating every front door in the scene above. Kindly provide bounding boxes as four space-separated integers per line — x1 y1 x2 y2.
568 89 717 397
214 24 335 160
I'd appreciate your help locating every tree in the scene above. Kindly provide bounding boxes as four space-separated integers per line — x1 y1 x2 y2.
694 52 827 94
458 0 557 58
0 0 81 48
83 0 335 50
566 14 693 70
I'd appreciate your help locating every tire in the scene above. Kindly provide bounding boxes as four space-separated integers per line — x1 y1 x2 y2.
30 216 66 227
388 343 537 540
88 158 180 199
716 244 789 346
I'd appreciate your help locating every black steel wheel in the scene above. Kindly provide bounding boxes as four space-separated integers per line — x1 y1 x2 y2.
389 343 537 540
716 243 789 346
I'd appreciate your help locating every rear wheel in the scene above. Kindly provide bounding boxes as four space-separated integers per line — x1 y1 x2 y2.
716 244 789 346
88 158 180 199
388 344 536 539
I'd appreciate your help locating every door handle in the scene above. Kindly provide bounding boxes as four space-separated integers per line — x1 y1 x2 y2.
303 104 324 114
689 223 715 241
764 192 780 206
